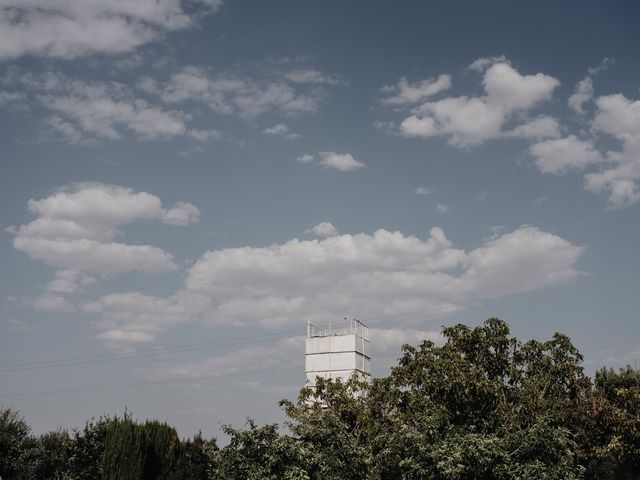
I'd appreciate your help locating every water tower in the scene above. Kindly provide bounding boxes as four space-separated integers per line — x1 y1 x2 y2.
305 318 370 389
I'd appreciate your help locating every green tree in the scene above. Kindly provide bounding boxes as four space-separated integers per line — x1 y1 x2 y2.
26 429 73 480
578 365 640 479
0 407 32 479
102 416 146 480
171 432 216 480
65 415 111 480
210 419 307 480
281 377 374 480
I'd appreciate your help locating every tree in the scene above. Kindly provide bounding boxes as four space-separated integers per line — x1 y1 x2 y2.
102 416 146 480
0 407 31 480
577 366 640 479
64 415 112 479
171 432 216 480
210 419 307 480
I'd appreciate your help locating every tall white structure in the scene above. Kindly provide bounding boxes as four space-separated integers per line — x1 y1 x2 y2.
305 318 370 389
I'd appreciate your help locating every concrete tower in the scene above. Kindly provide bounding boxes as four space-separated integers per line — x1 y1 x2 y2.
305 318 370 389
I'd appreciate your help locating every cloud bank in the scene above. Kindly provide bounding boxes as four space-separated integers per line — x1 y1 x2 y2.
85 225 583 346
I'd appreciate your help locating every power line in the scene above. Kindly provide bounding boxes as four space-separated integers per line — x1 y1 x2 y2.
0 329 300 373
0 303 473 398
0 303 469 374
0 365 303 399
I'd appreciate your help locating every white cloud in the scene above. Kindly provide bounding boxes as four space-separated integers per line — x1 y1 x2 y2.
381 74 452 105
0 0 222 60
262 123 301 139
389 59 560 147
414 186 432 195
568 77 594 114
85 291 199 344
149 65 332 120
467 55 508 72
586 93 640 207
504 116 561 140
162 202 201 226
305 222 338 238
462 226 584 298
529 135 604 175
4 70 191 143
482 62 559 111
46 270 96 294
86 225 583 347
295 153 314 163
568 58 614 115
9 183 198 274
318 151 366 171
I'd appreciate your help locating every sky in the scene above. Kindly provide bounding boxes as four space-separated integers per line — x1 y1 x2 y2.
1 0 640 439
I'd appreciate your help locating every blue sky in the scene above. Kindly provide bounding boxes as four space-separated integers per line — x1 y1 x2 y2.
1 0 640 438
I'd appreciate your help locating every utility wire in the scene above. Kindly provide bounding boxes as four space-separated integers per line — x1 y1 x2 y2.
0 333 299 373
7 205 636 374
0 365 303 399
0 330 300 373
0 303 468 374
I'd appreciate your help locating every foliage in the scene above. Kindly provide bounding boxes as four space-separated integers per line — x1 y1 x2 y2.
0 407 32 479
65 415 112 479
102 416 147 480
1 318 639 480
210 419 307 480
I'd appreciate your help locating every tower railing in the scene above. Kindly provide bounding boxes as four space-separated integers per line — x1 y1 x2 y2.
306 318 369 341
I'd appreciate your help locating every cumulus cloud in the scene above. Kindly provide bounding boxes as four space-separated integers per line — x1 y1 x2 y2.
86 225 583 346
318 151 366 171
503 116 561 140
0 0 222 60
568 58 614 115
529 135 604 174
144 65 336 120
384 58 560 147
305 222 338 238
85 289 221 345
586 93 640 207
8 183 199 274
381 74 452 105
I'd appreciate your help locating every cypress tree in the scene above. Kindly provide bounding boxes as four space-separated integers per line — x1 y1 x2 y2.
102 417 146 480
